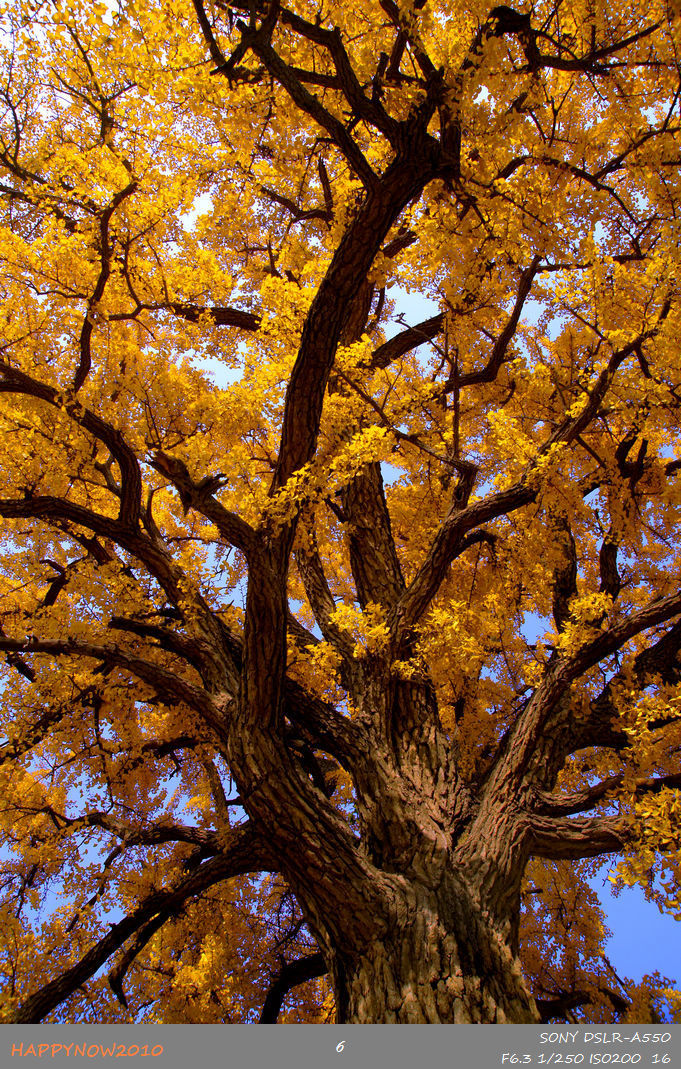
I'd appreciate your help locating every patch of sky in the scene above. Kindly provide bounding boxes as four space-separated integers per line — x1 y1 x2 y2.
178 190 255 388
0 821 114 937
96 719 116 743
102 0 118 25
380 461 403 487
179 192 214 233
520 611 552 646
589 868 681 985
191 347 246 390
385 286 440 342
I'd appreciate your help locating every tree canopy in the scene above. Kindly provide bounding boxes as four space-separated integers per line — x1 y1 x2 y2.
0 0 680 1024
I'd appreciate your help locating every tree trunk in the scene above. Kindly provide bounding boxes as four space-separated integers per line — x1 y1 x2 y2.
313 873 540 1023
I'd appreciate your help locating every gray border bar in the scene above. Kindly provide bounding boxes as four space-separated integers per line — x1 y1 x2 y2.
2 1025 679 1069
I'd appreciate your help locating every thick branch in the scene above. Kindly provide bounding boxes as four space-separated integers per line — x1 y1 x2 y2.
534 772 681 817
108 910 169 1009
536 991 592 1022
279 11 399 143
340 461 406 611
284 679 367 773
162 301 260 330
528 812 629 859
582 618 681 750
295 522 354 658
213 616 368 772
0 496 230 668
8 825 271 1022
392 472 531 642
0 636 225 734
0 620 36 682
217 15 378 189
0 686 98 767
74 179 138 392
561 589 681 687
0 361 142 527
371 314 444 370
46 808 222 851
445 256 541 391
286 608 321 651
150 451 255 556
485 589 681 809
551 516 578 632
108 615 204 663
191 0 230 70
271 157 438 496
532 21 662 74
259 951 327 1022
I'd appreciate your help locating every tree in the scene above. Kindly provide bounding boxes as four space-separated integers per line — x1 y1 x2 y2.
0 0 680 1025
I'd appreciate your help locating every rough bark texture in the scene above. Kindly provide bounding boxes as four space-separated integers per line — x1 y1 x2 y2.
335 897 538 1023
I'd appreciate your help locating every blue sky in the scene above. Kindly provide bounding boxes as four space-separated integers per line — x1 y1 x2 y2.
593 875 680 983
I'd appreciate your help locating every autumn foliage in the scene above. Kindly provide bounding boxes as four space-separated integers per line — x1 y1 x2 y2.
0 0 681 1023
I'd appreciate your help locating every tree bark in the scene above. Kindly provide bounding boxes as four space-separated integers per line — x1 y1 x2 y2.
317 870 540 1022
